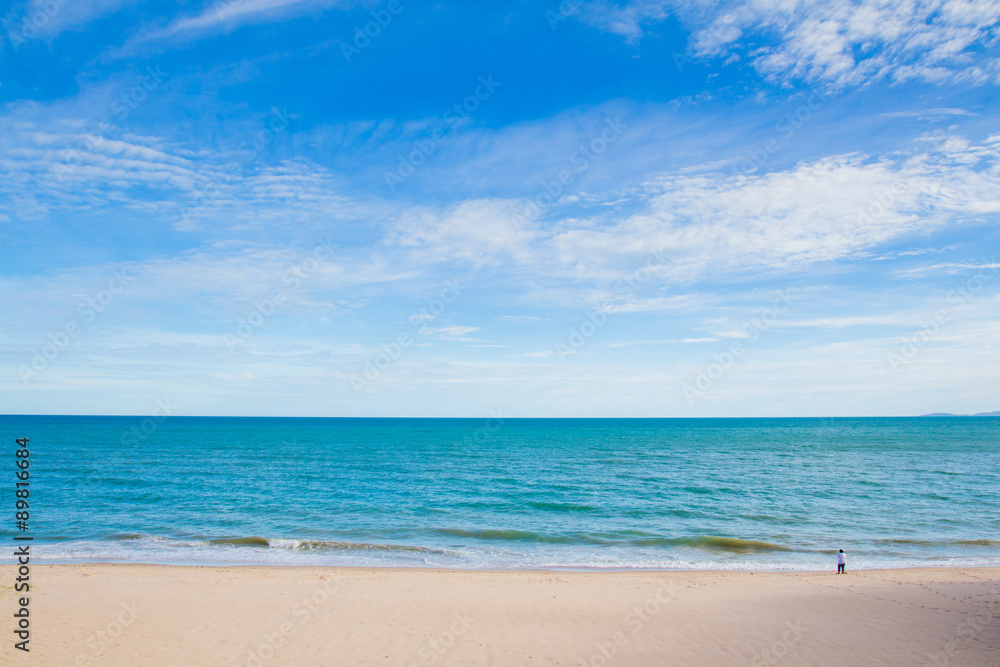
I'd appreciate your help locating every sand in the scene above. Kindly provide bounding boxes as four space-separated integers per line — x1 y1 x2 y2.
3 564 998 666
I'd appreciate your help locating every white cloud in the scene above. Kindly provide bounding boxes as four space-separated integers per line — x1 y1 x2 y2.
894 261 1000 277
529 134 1000 286
882 108 979 119
4 0 140 39
778 314 908 328
430 325 480 337
496 315 548 323
385 198 536 267
607 337 719 347
123 0 347 49
576 0 1000 88
0 117 378 236
369 133 1000 315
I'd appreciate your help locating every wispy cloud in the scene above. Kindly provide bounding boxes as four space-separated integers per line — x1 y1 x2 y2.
607 338 718 347
576 0 1000 88
119 0 347 52
882 108 979 119
894 261 1000 277
385 133 1000 292
495 315 547 323
4 0 139 39
429 325 480 337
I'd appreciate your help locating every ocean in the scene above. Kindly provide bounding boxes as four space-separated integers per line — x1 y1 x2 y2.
2 415 998 571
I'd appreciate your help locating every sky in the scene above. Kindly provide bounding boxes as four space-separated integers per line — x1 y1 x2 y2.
1 0 999 417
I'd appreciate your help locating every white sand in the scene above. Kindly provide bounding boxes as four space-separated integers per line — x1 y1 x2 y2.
4 564 998 666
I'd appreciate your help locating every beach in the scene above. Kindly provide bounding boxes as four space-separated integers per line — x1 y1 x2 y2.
8 564 999 666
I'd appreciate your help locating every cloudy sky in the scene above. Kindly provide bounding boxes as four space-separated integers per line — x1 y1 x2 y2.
2 0 999 417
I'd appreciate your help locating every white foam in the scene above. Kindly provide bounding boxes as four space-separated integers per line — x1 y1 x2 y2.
11 538 1000 571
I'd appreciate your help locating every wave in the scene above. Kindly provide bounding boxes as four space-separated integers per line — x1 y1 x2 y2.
210 536 270 547
430 529 794 552
877 538 1000 548
673 536 793 553
104 532 992 558
22 532 1000 570
110 534 456 555
208 536 452 554
875 538 940 546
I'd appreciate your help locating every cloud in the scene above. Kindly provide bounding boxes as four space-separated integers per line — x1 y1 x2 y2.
3 0 140 40
385 198 536 267
882 108 979 119
8 86 999 318
576 0 1000 88
0 115 379 237
529 134 1000 286
606 337 719 347
778 315 909 328
495 315 548 322
894 261 1000 277
123 0 347 49
368 132 1000 313
430 325 480 337
873 244 961 259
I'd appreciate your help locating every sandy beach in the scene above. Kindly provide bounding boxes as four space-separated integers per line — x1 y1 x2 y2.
3 565 997 666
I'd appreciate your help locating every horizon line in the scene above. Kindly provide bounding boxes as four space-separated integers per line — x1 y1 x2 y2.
3 413 998 419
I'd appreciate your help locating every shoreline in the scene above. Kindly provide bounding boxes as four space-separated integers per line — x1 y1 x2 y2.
12 559 1000 573
7 564 999 665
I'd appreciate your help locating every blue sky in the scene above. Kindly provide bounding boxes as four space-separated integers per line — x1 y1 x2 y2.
2 0 999 417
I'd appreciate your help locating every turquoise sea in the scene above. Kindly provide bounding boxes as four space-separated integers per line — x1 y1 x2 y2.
2 416 998 570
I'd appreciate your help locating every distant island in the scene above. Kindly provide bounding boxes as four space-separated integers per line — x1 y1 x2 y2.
921 411 1000 417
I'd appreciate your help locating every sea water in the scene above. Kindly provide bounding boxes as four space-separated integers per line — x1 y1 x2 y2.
2 415 998 570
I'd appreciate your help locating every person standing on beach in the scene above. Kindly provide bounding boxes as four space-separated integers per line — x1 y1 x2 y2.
837 549 846 574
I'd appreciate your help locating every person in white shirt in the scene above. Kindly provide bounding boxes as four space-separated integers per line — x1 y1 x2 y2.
837 549 846 574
